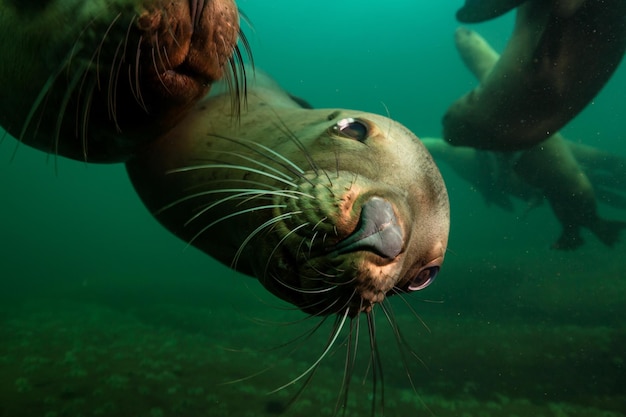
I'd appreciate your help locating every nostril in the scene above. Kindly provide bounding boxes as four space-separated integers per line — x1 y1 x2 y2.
330 197 404 259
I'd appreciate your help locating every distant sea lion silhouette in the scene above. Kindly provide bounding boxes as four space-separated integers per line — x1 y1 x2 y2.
444 0 626 151
126 71 450 317
456 0 526 22
444 26 626 249
0 0 246 162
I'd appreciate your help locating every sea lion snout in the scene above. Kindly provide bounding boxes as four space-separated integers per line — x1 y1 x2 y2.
0 0 243 162
331 197 404 259
137 0 240 102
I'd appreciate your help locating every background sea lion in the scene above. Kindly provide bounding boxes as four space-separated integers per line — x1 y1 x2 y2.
444 27 626 249
126 71 450 317
0 0 245 162
455 0 526 23
444 0 626 151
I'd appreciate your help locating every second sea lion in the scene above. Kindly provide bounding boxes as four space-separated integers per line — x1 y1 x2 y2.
0 0 245 162
443 0 626 151
442 27 626 249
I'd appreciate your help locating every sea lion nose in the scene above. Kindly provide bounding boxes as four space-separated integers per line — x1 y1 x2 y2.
331 197 404 259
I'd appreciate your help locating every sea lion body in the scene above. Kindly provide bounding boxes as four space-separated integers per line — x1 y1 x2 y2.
126 74 450 316
444 0 626 151
0 0 242 162
445 27 626 249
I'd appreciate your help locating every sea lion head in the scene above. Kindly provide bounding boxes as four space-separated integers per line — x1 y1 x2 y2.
126 89 450 317
260 111 450 317
0 0 245 162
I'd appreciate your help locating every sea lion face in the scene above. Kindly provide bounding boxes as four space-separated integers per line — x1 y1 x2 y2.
0 0 242 162
127 98 450 317
257 111 449 316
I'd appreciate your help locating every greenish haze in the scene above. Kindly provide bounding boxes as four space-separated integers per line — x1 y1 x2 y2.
1 1 625 416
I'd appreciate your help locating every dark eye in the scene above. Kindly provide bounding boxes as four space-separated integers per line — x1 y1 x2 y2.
332 118 369 142
407 266 439 291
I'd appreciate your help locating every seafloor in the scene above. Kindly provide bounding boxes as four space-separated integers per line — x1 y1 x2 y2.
2 241 624 417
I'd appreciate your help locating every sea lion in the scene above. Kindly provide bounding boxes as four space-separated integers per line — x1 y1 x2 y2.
444 27 626 249
126 72 450 317
455 0 526 23
0 0 245 162
443 0 626 151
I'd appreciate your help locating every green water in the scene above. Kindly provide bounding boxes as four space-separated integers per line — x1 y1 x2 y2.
1 1 625 416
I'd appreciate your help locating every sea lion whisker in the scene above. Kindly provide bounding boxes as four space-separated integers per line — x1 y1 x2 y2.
189 0 205 29
186 203 286 247
216 134 306 175
334 316 359 416
262 220 310 283
218 316 329 389
132 36 148 111
107 39 126 132
155 188 303 215
379 300 430 371
78 78 97 159
227 44 249 119
203 149 297 182
183 192 279 226
151 37 173 95
378 301 434 415
95 12 123 92
271 276 338 295
365 310 385 416
303 262 341 280
17 47 77 146
53 69 86 159
231 210 303 270
306 230 320 258
205 134 313 185
267 307 349 394
267 110 320 175
389 287 434 333
168 163 300 188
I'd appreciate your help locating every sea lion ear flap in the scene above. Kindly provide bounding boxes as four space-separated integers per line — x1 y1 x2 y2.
456 0 528 23
288 94 314 109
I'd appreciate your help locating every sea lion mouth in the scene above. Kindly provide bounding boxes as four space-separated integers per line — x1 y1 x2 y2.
329 197 404 260
136 0 242 103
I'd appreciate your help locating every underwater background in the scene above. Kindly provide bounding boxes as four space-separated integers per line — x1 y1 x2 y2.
1 0 625 416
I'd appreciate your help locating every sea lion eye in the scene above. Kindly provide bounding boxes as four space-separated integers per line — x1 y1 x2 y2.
407 266 439 291
333 118 369 142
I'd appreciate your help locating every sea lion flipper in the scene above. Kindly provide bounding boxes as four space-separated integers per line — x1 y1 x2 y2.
456 0 528 23
588 219 626 248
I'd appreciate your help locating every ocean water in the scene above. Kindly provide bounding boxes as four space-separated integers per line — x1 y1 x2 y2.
1 1 625 416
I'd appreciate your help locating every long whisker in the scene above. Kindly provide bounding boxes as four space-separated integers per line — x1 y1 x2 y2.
16 49 76 146
154 188 309 216
267 307 349 394
335 315 358 416
167 163 300 188
205 134 310 183
231 210 303 269
379 301 434 415
53 68 85 163
203 149 297 182
366 310 384 417
186 204 286 247
263 221 311 281
389 287 437 333
218 315 328 386
264 106 320 176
